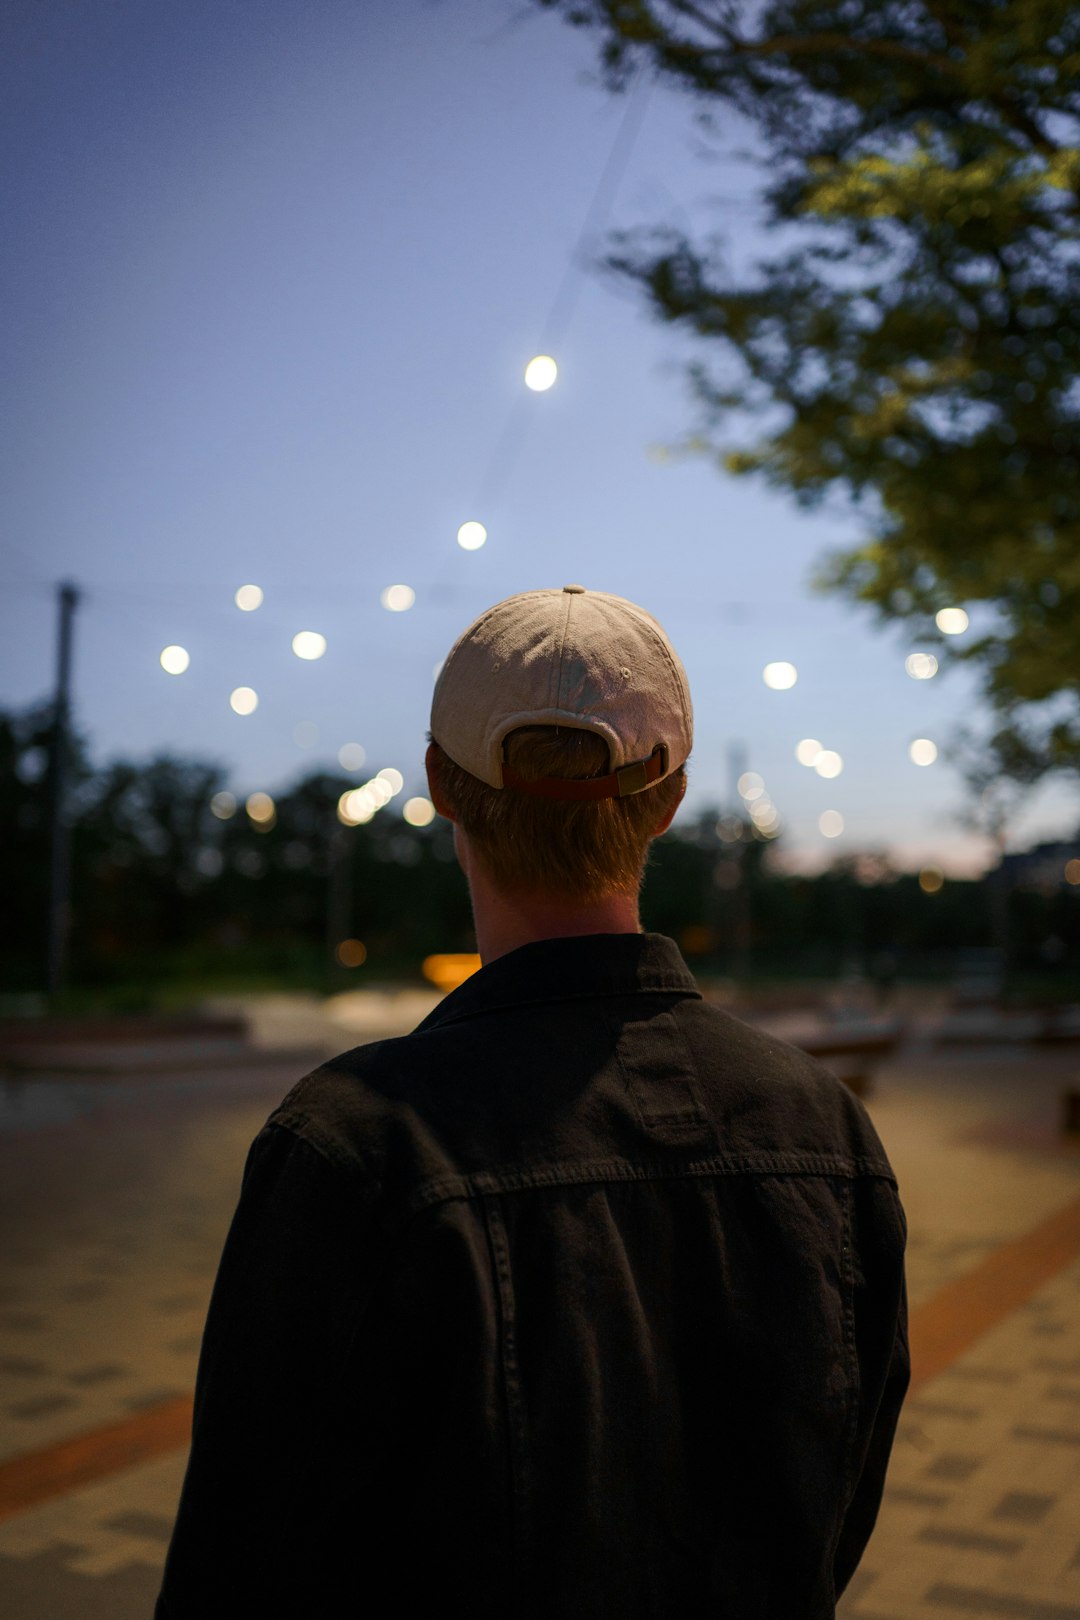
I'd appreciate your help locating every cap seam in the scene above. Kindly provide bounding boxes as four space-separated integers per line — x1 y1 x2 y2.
643 619 692 747
553 589 574 711
602 592 692 752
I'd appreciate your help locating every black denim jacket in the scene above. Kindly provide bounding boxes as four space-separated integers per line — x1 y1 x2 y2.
157 932 909 1618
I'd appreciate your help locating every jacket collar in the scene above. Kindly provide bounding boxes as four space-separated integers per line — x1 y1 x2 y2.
413 932 701 1033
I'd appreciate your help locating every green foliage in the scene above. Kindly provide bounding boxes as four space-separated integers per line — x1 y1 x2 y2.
533 0 1080 778
3 710 1077 995
1 707 474 994
643 808 1079 978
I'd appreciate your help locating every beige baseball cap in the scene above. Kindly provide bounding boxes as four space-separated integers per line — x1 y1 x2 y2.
430 584 693 800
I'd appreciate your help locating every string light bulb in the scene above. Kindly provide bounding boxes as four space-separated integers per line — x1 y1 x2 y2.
524 355 557 392
160 646 190 675
457 521 487 551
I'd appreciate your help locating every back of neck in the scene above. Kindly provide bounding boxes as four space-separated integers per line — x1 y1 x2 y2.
467 868 641 966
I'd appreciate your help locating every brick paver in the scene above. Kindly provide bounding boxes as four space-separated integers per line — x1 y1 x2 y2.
0 1019 1078 1618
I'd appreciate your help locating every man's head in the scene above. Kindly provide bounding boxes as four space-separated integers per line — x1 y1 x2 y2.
426 584 693 901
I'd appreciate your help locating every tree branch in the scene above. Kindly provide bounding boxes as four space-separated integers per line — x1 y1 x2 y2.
919 0 967 51
664 0 733 41
985 93 1060 159
640 8 1061 158
727 30 960 74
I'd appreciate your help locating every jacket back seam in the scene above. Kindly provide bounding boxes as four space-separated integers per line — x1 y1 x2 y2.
480 1194 530 1588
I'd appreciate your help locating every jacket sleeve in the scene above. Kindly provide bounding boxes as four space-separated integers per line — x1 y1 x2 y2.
155 1121 381 1618
833 1176 911 1599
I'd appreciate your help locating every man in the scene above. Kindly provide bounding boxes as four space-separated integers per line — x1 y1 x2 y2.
157 584 909 1618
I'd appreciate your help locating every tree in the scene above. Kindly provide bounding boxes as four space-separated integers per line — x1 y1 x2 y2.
75 754 230 965
534 0 1080 778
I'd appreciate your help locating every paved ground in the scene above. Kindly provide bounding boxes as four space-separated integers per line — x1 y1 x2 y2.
0 1006 1078 1618
836 1044 1080 1620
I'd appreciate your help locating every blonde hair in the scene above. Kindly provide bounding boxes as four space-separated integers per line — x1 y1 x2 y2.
428 726 686 901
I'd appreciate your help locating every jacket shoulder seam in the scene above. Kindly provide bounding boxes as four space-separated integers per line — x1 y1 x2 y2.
262 1114 385 1196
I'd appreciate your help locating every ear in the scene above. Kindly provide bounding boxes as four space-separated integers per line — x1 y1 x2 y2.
425 741 457 823
651 771 687 839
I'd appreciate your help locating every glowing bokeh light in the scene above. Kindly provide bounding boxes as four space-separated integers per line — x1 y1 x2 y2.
905 652 939 680
1064 859 1080 886
909 738 938 766
376 767 405 795
210 791 237 820
737 771 764 801
366 778 394 808
457 521 487 551
160 645 190 675
819 810 844 838
763 662 798 690
381 584 415 612
936 607 969 635
336 938 368 968
814 750 843 779
292 631 327 661
422 953 482 991
524 355 558 392
235 584 264 612
919 866 945 893
338 743 366 772
246 792 275 824
229 686 258 716
403 795 435 827
338 789 374 826
750 799 780 829
349 786 378 818
795 738 823 767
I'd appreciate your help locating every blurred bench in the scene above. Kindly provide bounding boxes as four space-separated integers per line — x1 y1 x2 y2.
792 1028 903 1100
0 1013 248 1046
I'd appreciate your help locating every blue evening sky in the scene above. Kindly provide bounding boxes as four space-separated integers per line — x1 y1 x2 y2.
2 0 1076 874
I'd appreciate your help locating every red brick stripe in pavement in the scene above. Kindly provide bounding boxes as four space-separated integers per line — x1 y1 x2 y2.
907 1189 1080 1394
0 1396 193 1523
2 1192 1080 1522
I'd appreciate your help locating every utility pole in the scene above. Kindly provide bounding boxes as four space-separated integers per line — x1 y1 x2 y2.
47 581 80 1000
726 741 748 814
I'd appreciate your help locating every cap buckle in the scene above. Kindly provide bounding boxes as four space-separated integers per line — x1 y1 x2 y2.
616 760 648 797
616 744 668 798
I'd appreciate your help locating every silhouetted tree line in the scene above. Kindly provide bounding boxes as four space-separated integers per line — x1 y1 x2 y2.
2 703 1077 999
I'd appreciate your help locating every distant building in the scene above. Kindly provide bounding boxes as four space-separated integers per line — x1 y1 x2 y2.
995 836 1080 894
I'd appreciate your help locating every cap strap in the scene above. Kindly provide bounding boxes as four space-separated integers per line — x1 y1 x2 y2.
502 744 669 801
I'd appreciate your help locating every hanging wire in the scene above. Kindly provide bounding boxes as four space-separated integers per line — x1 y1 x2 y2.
541 69 655 357
470 66 654 518
0 575 853 627
3 62 840 757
